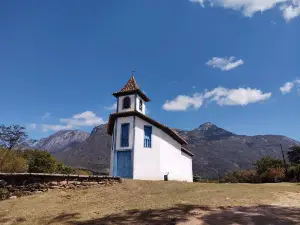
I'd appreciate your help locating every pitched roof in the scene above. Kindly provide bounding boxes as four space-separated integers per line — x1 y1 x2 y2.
112 76 150 102
181 147 194 157
120 76 139 92
107 110 187 145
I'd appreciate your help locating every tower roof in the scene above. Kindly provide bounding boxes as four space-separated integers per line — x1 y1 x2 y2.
120 76 139 92
112 76 150 102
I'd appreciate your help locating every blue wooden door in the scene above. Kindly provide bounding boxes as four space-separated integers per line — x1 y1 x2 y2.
117 151 132 178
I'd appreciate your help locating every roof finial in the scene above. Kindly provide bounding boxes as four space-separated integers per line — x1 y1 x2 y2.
132 69 136 77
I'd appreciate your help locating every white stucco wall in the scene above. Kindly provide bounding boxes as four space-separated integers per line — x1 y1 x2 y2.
135 95 146 114
117 95 135 113
133 117 161 179
133 117 193 182
159 131 193 182
179 152 193 182
115 116 134 150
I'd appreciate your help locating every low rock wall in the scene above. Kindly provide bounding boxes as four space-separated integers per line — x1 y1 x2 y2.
0 173 121 200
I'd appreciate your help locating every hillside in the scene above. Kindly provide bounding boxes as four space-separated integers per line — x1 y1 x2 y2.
36 130 89 153
37 123 299 178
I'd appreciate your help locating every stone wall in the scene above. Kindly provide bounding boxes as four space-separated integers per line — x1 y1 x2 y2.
0 173 121 200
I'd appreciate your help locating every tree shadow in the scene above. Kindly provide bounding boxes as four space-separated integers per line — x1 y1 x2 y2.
46 204 300 225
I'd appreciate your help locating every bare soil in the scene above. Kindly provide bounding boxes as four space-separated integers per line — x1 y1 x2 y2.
0 180 299 225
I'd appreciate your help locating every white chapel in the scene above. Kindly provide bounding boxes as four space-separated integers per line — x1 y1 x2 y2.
107 76 193 182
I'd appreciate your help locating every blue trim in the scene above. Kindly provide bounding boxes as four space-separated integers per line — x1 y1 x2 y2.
134 93 137 111
144 125 152 148
120 123 130 147
116 148 132 151
131 116 136 179
113 118 118 176
116 97 119 113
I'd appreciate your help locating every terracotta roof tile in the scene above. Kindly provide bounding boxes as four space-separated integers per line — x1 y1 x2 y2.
120 76 139 92
112 76 150 102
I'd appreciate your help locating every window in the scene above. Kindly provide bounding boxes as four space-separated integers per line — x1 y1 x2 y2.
121 123 129 147
123 97 131 109
139 99 143 111
144 126 152 148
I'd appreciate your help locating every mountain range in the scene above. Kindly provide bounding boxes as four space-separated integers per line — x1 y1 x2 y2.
36 122 300 178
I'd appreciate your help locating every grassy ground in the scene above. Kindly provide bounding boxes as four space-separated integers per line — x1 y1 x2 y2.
0 180 299 225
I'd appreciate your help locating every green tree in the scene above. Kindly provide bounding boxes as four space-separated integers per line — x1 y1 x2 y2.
0 125 37 169
0 125 36 150
288 165 300 181
253 156 283 175
287 146 300 165
27 150 57 173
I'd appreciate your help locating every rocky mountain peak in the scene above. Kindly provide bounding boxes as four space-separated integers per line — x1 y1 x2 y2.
198 122 215 130
192 122 235 140
36 130 89 153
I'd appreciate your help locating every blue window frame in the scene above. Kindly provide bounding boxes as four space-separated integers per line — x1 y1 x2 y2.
144 126 152 148
121 123 129 147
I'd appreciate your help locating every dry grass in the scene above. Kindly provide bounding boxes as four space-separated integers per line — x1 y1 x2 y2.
0 180 299 225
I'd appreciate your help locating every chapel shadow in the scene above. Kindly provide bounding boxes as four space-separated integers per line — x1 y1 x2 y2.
45 204 300 225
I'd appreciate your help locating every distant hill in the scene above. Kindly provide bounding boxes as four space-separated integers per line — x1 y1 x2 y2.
36 123 299 178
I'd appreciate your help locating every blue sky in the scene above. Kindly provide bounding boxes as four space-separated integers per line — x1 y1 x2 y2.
1 0 300 140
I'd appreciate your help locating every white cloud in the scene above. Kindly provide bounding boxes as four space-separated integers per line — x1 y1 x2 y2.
280 82 294 94
162 94 204 111
104 103 117 110
190 0 205 7
163 86 271 111
41 111 106 132
60 111 106 127
42 112 51 120
190 0 300 21
280 79 300 94
27 123 37 130
206 57 244 71
206 87 272 106
281 3 300 21
41 124 72 132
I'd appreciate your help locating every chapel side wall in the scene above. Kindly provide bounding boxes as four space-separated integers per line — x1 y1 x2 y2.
179 152 193 182
159 132 192 181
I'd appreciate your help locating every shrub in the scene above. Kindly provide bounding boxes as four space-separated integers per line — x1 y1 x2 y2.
56 163 75 174
260 168 285 183
0 149 28 173
288 165 300 182
253 157 283 175
223 170 261 183
0 188 9 200
27 150 57 173
75 169 92 176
